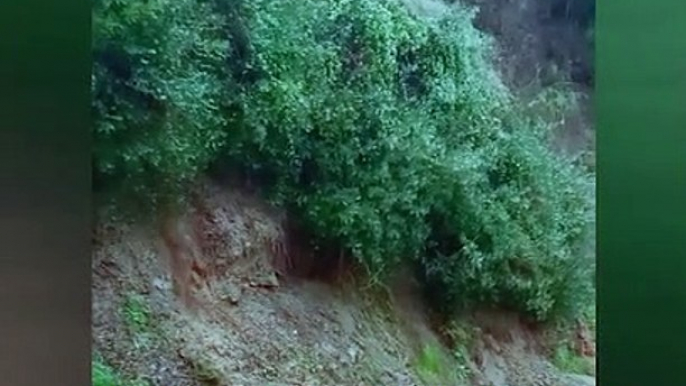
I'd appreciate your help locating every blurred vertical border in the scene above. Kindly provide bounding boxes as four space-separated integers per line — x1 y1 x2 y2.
0 0 91 385
596 0 686 385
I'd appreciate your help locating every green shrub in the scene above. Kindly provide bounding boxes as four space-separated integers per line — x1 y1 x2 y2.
415 343 443 377
93 358 119 386
230 0 593 320
92 357 148 386
122 294 152 332
92 0 231 211
552 341 594 375
231 0 505 271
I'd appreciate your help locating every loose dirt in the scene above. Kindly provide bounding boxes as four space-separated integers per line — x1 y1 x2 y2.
93 180 595 386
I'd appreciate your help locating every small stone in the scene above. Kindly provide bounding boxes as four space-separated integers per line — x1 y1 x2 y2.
348 345 360 363
153 278 170 292
249 272 280 289
262 272 280 288
219 282 242 305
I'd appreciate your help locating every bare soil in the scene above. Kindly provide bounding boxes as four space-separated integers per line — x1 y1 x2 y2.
93 180 595 386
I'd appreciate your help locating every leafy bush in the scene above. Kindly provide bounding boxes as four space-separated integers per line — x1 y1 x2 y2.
93 0 594 321
415 343 443 378
92 358 119 386
231 0 504 271
122 294 152 332
229 0 593 320
92 0 231 210
93 357 148 386
552 341 594 375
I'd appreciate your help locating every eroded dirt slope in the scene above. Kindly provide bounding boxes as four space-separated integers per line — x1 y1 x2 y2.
93 181 594 386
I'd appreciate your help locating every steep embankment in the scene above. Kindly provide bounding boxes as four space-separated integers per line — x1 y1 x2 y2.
93 180 594 386
93 0 596 385
94 181 421 386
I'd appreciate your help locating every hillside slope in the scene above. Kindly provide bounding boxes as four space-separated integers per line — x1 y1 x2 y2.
93 181 594 386
93 0 596 385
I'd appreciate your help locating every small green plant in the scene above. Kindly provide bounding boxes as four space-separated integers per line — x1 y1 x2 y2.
93 358 119 386
122 294 152 332
92 357 150 386
414 341 470 385
452 345 472 381
415 343 443 379
440 319 476 381
190 356 222 385
552 341 593 375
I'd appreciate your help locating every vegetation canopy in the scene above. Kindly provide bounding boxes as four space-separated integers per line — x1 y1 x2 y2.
93 0 595 322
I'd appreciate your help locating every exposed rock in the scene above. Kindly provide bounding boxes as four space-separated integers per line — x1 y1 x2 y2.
217 281 242 305
249 271 280 289
153 277 172 292
347 344 361 364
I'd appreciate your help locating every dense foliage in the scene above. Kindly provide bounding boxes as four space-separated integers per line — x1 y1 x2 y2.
93 0 231 208
93 0 595 321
